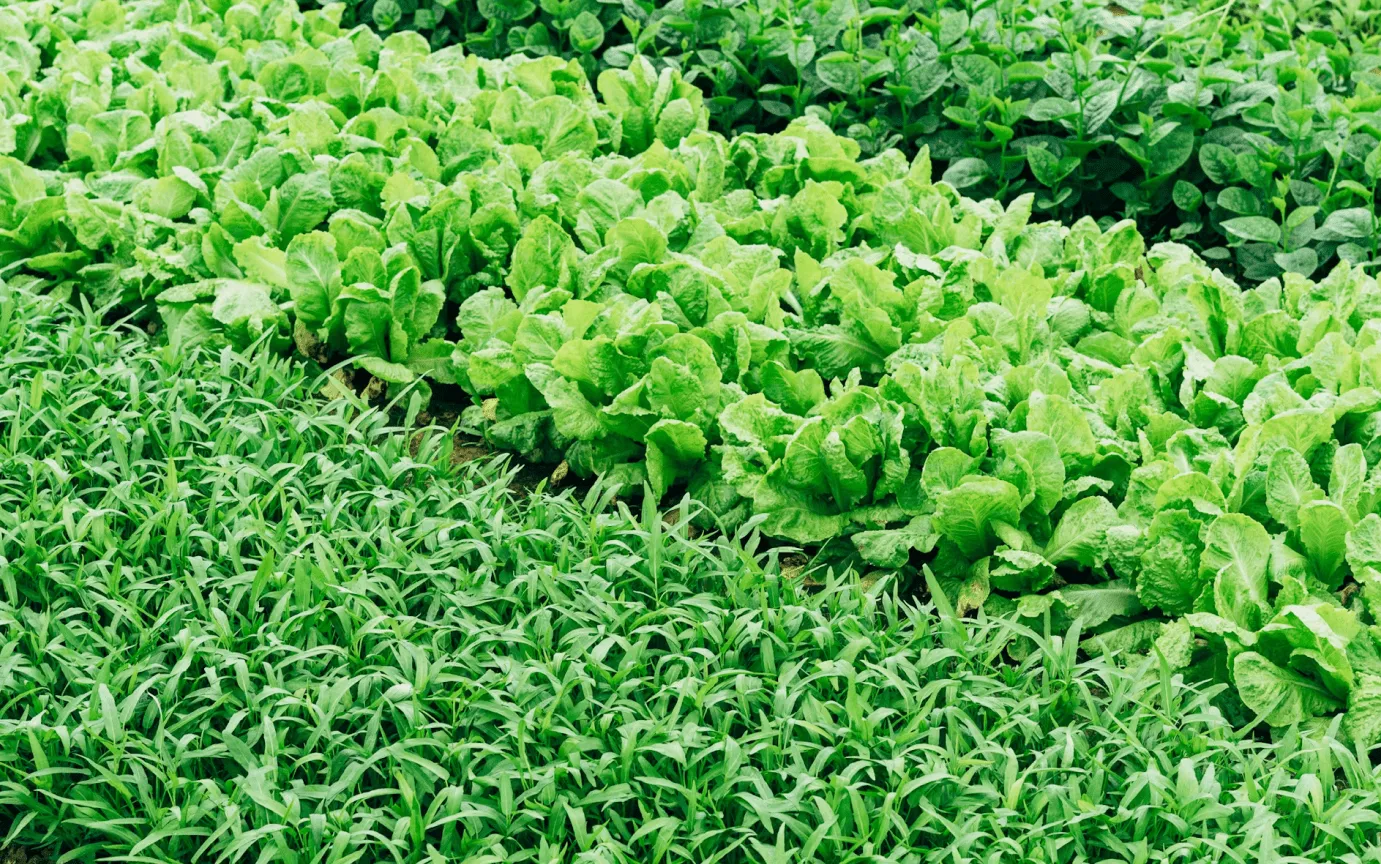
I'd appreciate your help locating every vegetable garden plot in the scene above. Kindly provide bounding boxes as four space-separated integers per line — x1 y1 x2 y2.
4 281 1381 861
332 0 1381 283
3 0 1381 739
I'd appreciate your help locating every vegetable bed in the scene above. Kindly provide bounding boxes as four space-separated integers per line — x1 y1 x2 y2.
3 0 1381 743
334 0 1381 283
5 278 1381 861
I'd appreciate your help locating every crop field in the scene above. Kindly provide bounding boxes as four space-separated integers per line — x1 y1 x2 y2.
4 0 1381 861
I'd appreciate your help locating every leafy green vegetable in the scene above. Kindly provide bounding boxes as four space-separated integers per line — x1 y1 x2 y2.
9 277 1381 862
329 0 1381 281
9 0 1381 737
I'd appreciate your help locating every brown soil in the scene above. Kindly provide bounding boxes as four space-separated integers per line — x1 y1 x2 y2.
360 374 386 402
293 320 330 364
451 444 490 467
780 552 819 587
0 846 46 864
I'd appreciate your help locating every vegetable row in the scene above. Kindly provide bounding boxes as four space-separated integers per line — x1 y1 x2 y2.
335 0 1381 283
3 0 1381 737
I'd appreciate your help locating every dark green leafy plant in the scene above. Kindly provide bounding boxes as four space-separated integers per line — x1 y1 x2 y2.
320 0 1381 281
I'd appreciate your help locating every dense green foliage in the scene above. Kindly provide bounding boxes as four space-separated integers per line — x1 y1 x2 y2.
5 279 1381 862
326 0 1381 280
6 0 1381 735
11 1 1381 857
